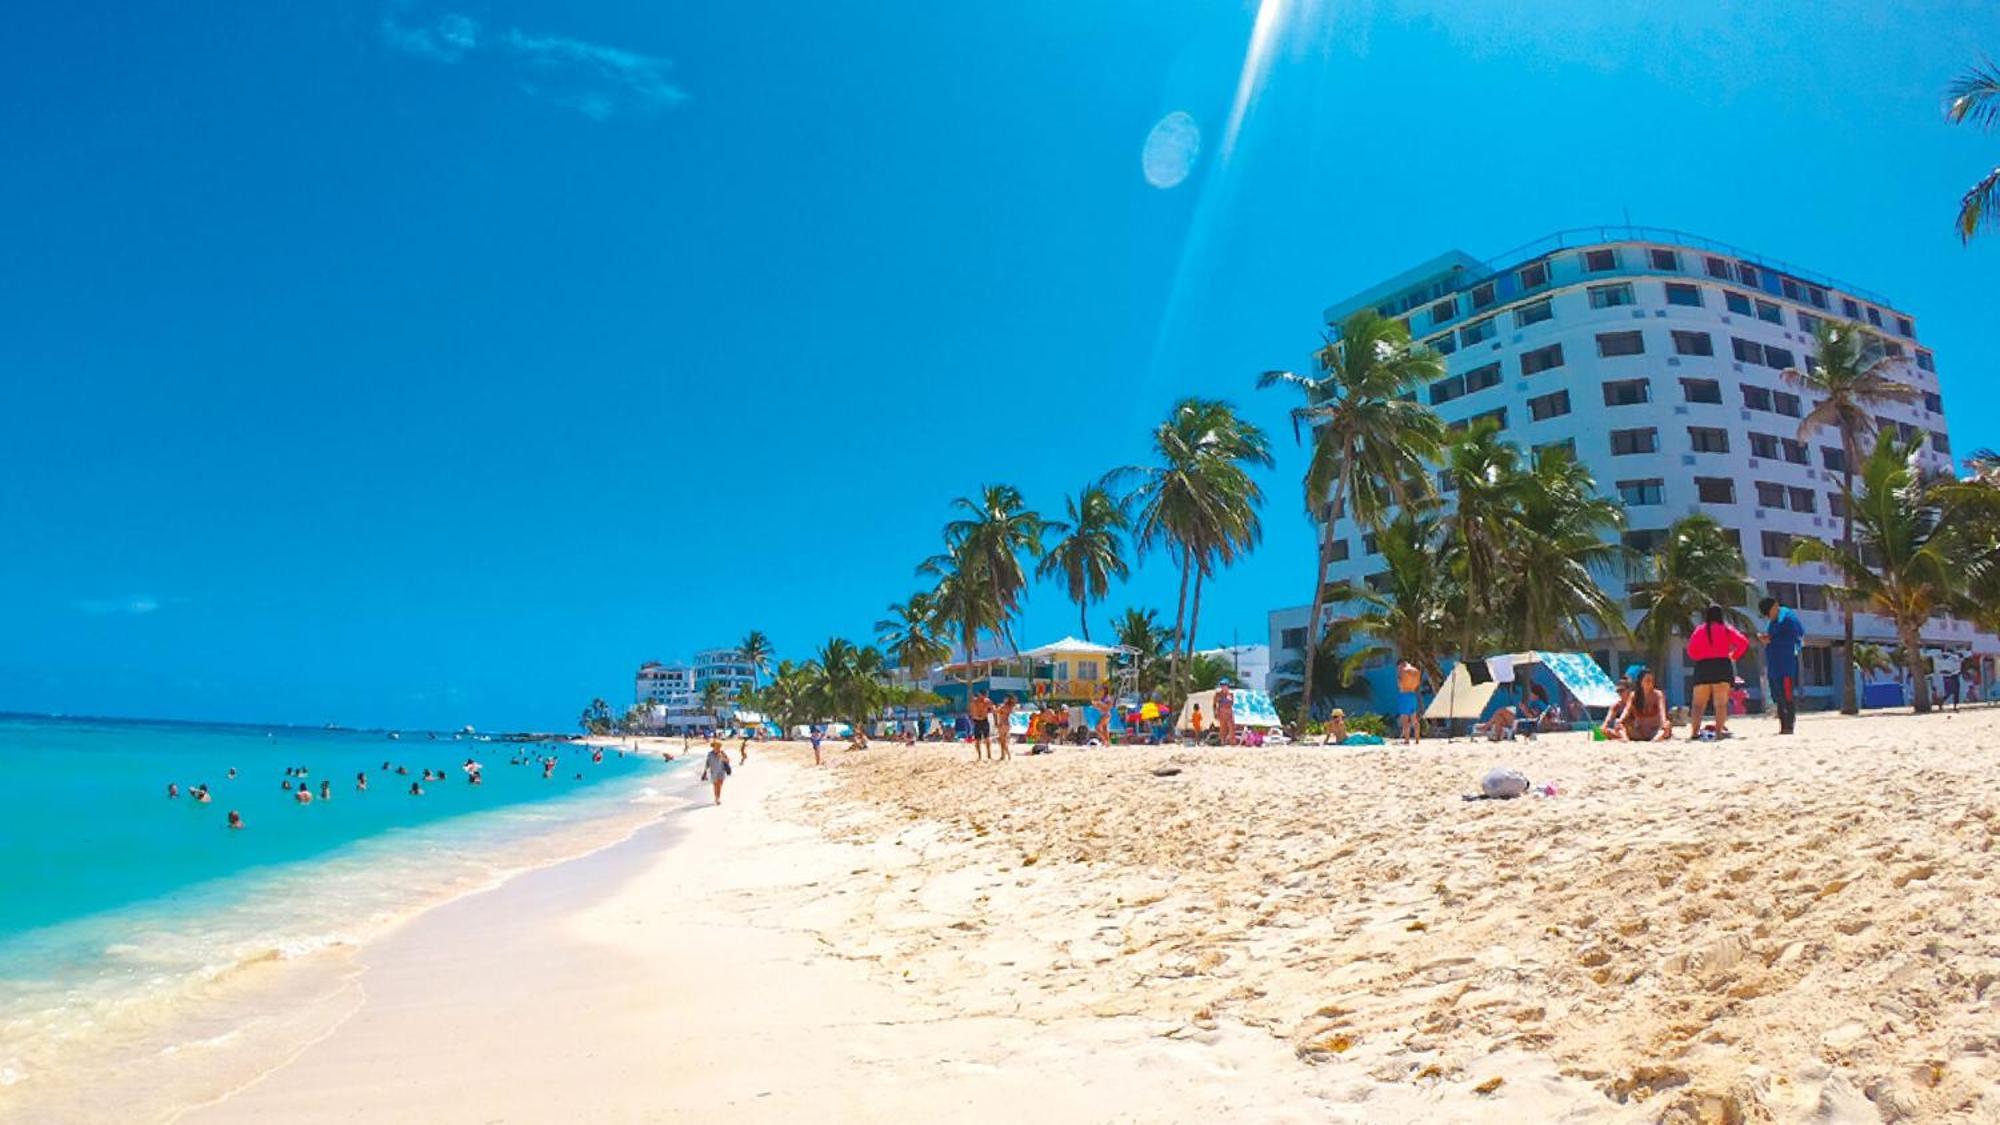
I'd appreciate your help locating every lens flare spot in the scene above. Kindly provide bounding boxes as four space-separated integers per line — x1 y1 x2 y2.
1141 111 1201 189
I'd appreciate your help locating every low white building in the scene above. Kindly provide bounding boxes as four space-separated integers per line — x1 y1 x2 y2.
1197 644 1271 693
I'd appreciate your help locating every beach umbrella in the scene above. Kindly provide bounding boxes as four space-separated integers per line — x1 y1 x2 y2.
1139 701 1162 720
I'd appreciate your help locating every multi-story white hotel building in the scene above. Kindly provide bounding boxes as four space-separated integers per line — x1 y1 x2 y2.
693 648 757 698
1270 226 1993 708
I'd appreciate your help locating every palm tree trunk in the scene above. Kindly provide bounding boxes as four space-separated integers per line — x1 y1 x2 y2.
1186 564 1205 661
1170 545 1191 692
1900 622 1931 714
1297 480 1347 727
1079 597 1090 643
1838 458 1859 714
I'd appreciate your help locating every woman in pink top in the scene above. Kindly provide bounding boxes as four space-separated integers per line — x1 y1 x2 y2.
1684 604 1750 740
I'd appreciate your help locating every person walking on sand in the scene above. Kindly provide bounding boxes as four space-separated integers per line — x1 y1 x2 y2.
1215 681 1236 746
993 694 1016 760
1758 595 1805 735
1396 659 1423 744
809 725 825 767
968 690 994 762
738 732 750 766
1685 604 1750 740
701 738 732 805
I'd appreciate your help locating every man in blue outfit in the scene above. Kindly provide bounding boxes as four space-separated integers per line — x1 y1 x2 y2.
1758 595 1806 734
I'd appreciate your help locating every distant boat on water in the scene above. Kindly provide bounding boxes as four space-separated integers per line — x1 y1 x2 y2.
387 732 400 740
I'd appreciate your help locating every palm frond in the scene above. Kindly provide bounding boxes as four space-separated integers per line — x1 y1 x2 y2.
1945 59 2000 128
1958 164 2000 243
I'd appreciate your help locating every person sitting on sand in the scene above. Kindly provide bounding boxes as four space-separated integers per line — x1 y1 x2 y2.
1619 668 1673 742
227 810 244 830
1322 709 1348 746
701 739 732 805
1604 677 1636 740
1471 703 1518 741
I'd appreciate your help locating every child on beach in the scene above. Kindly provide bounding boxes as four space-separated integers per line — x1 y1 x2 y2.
701 739 732 805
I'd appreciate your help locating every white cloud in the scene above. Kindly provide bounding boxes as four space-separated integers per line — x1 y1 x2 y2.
73 596 160 616
382 8 687 118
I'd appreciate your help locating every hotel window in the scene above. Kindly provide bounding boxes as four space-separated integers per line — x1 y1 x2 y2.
1584 248 1618 272
1827 491 1847 518
1327 538 1351 562
1520 343 1565 375
1463 361 1503 393
1596 330 1645 357
1625 528 1668 554
1589 282 1636 308
1756 481 1788 509
1763 344 1794 370
1664 282 1703 307
1768 580 1801 606
1610 427 1659 455
1528 389 1572 422
1821 446 1847 472
1437 469 1456 493
1460 317 1497 346
1773 391 1802 418
1731 337 1762 363
1618 478 1665 506
1781 278 1804 301
1725 291 1753 315
1932 430 1952 454
1672 329 1714 356
1736 262 1760 286
1519 260 1550 289
1470 407 1508 430
1866 307 1883 328
1428 375 1464 405
1695 476 1736 504
1470 281 1496 309
1761 530 1794 558
1749 432 1780 459
1788 487 1817 513
1884 340 1905 359
1534 438 1577 464
1363 533 1379 555
1742 385 1774 412
1755 299 1783 325
1916 351 1935 373
1797 584 1828 611
1649 248 1680 271
1922 391 1942 412
1688 424 1736 450
1681 378 1723 404
1705 255 1731 279
1431 298 1458 324
1602 378 1651 406
1797 311 1822 334
1841 297 1860 317
1806 286 1828 309
1897 316 1914 338
1802 647 1833 687
1515 298 1554 327
1429 333 1458 356
1280 627 1307 650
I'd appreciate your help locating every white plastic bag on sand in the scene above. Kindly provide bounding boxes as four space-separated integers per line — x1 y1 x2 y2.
1480 767 1531 799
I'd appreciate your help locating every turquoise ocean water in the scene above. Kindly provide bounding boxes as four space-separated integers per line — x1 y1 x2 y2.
0 714 684 1102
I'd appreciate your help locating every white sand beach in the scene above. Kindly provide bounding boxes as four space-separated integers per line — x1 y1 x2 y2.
178 709 2000 1123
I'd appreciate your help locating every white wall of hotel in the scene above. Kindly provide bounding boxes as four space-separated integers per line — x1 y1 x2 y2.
1268 227 1998 710
1196 644 1272 694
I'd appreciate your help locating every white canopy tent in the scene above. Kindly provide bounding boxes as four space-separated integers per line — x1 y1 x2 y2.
1423 664 1499 722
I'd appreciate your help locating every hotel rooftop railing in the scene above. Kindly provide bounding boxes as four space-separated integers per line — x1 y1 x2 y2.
1470 225 1897 310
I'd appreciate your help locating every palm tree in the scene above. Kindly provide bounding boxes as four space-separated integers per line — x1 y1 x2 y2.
738 630 774 687
1120 398 1271 692
1036 478 1131 641
919 547 1002 718
1258 309 1446 726
1111 607 1171 697
1791 433 1965 714
876 592 951 682
1784 320 1918 713
1187 653 1234 692
1629 514 1754 672
1945 59 2000 241
1335 509 1461 691
941 484 1045 655
1500 447 1629 651
1270 624 1367 722
698 679 730 731
1851 642 1896 682
1440 421 1526 659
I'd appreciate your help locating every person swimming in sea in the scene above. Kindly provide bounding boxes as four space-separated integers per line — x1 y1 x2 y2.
318 780 331 801
356 771 368 792
294 785 313 805
282 779 292 791
227 810 244 830
167 783 179 799
409 780 424 795
226 767 237 780
193 785 212 804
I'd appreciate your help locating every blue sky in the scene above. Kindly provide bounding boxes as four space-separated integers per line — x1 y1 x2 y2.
3 0 1995 730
